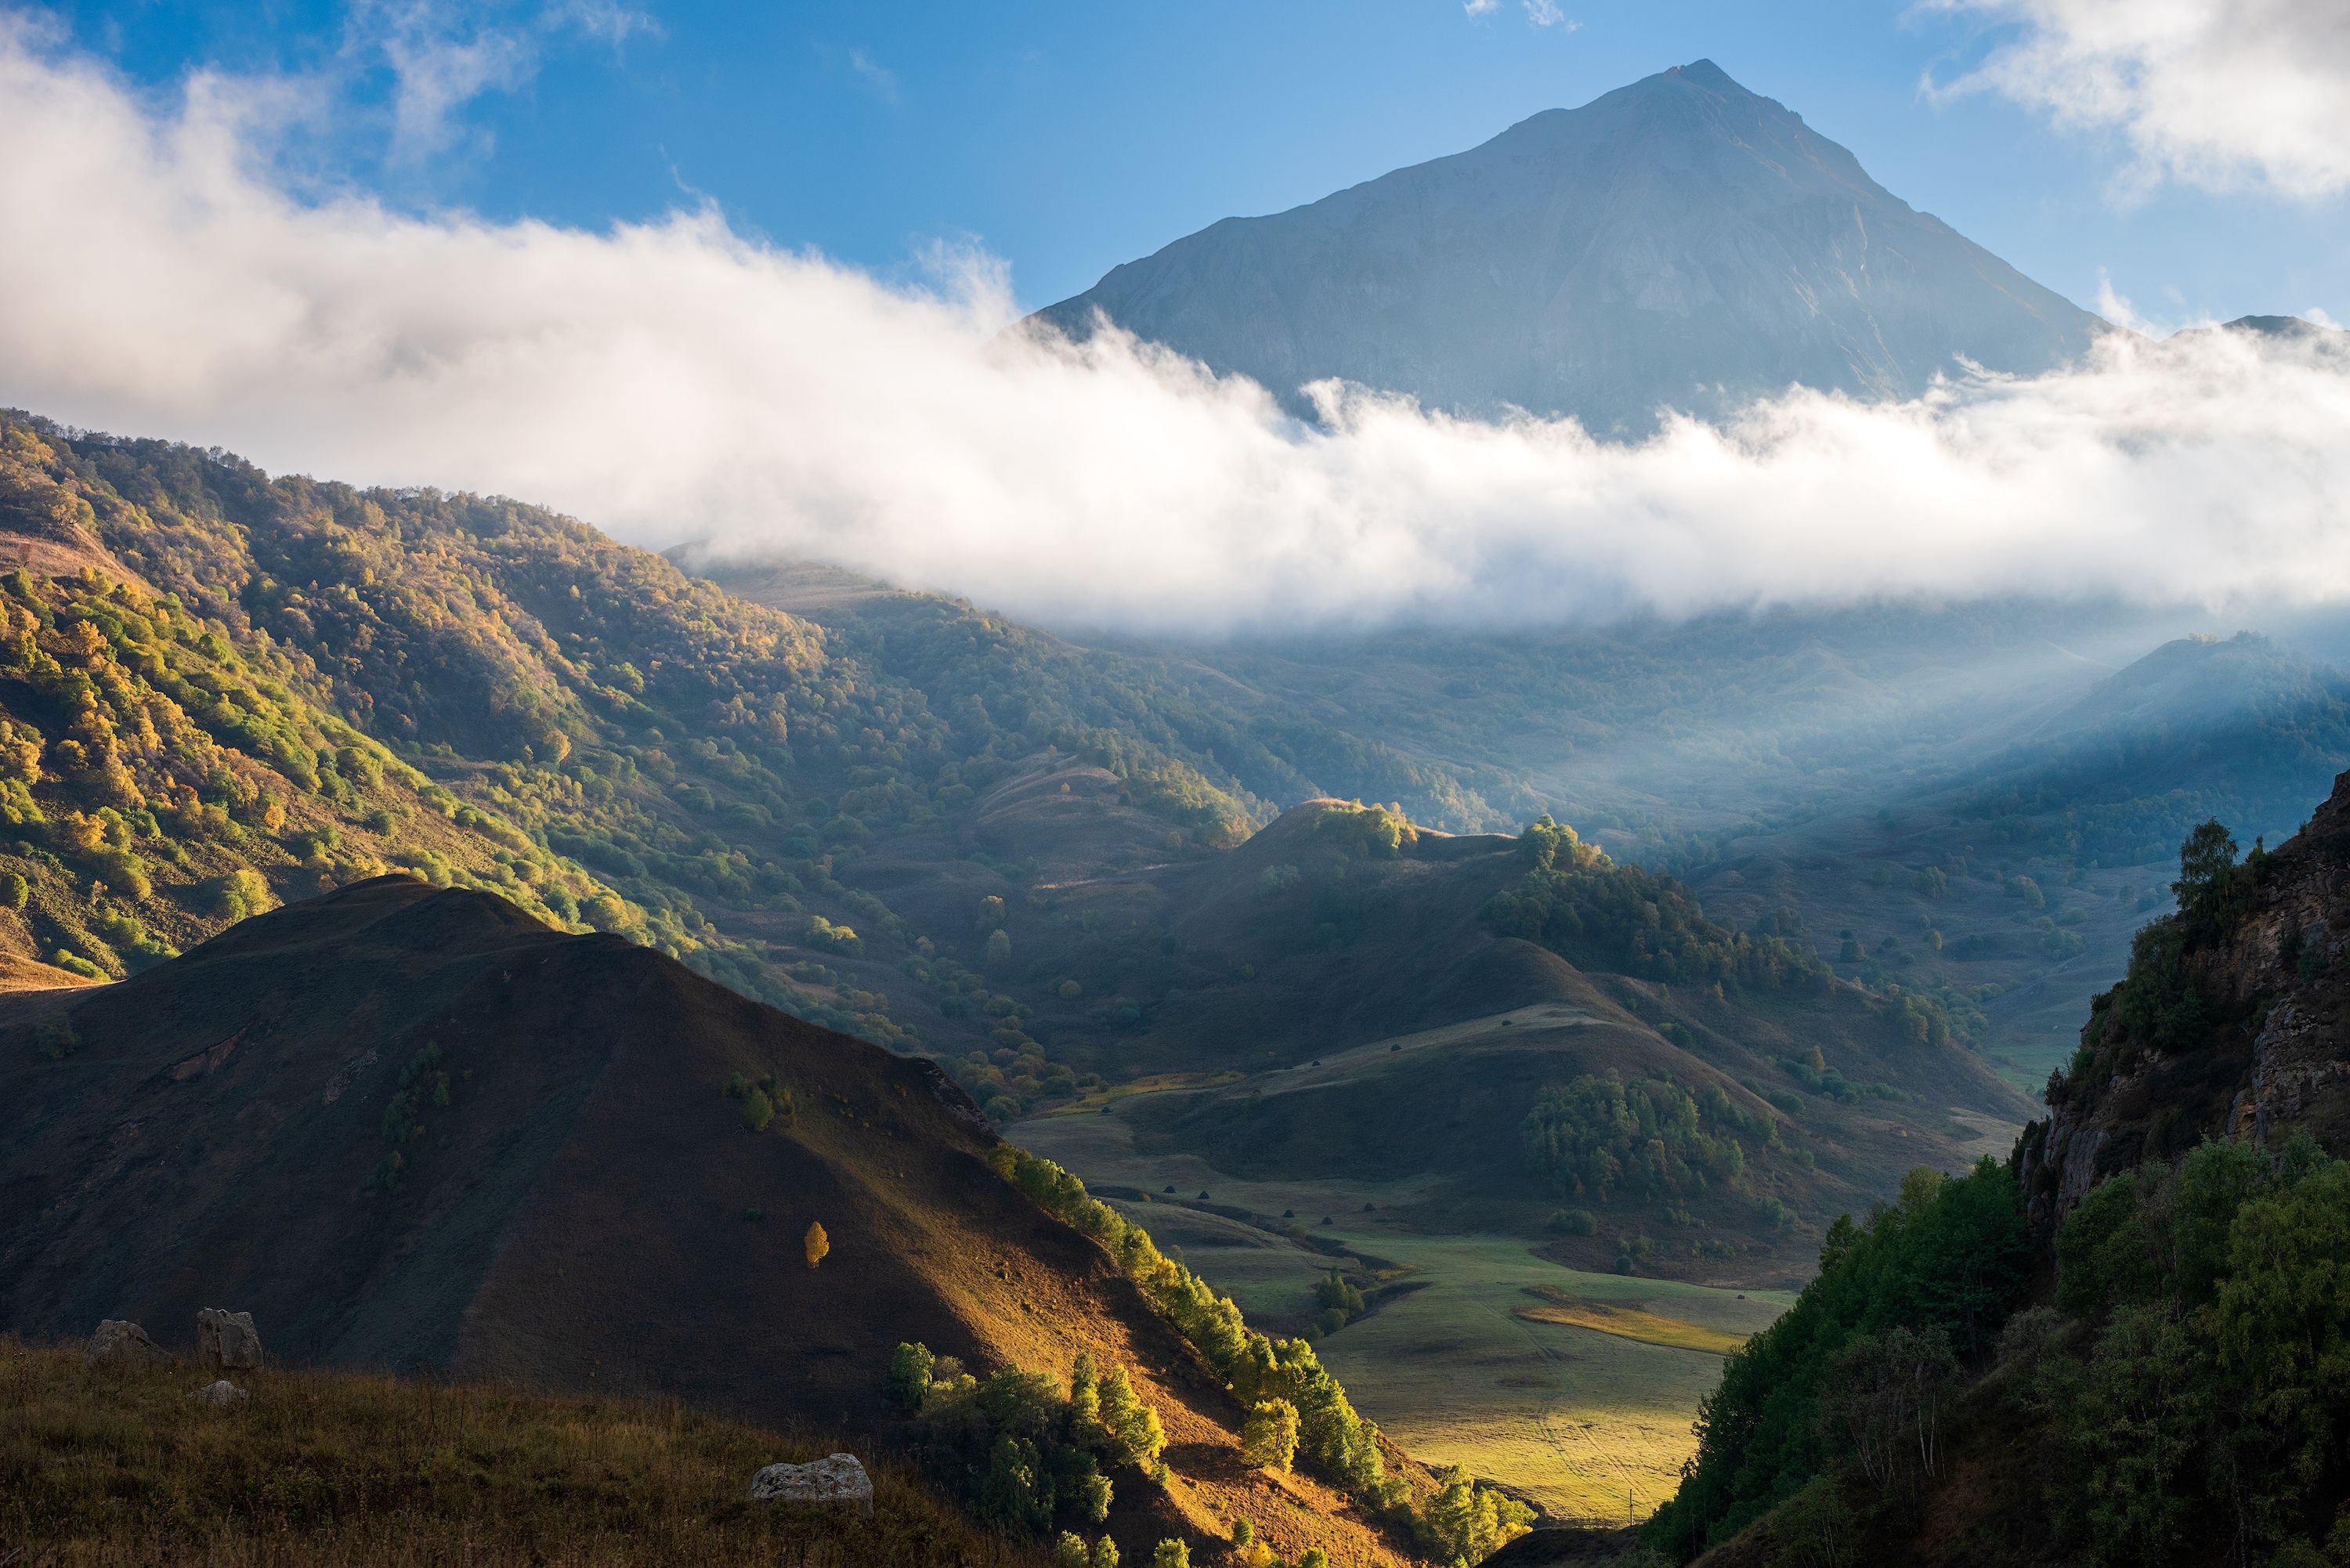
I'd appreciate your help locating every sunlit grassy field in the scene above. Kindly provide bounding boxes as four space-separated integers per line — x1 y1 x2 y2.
1515 1289 1751 1356
1014 1107 1794 1525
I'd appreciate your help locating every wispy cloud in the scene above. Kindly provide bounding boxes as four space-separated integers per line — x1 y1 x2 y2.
1523 0 1572 27
1923 0 2350 201
3 19 2350 637
349 0 660 163
1462 0 1499 18
846 46 901 103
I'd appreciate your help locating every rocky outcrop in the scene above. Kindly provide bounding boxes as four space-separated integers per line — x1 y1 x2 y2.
749 1453 874 1516
196 1308 262 1375
189 1379 249 1405
2022 767 2350 1242
85 1319 165 1369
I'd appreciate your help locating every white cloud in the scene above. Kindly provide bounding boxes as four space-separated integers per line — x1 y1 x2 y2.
1522 0 1568 27
3 19 2350 637
1462 0 1499 17
1925 0 2350 200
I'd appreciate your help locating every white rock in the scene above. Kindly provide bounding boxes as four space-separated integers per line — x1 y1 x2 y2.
750 1453 874 1517
190 1379 249 1406
196 1307 262 1374
85 1319 166 1370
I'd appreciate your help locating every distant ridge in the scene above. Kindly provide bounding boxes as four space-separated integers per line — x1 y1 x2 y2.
1035 60 2106 430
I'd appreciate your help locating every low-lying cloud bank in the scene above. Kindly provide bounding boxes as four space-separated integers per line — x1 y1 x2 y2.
3 19 2349 636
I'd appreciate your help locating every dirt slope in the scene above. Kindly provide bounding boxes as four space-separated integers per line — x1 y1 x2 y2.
0 876 1419 1565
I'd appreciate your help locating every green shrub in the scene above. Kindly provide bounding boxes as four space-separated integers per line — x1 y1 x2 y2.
1241 1400 1300 1471
31 1015 77 1059
882 1342 935 1411
214 867 275 921
885 1342 1135 1538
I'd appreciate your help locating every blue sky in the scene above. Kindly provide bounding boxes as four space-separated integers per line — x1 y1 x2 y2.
42 0 2350 323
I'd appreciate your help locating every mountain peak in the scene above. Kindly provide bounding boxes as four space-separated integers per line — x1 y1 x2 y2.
1033 63 2102 430
1668 58 1742 92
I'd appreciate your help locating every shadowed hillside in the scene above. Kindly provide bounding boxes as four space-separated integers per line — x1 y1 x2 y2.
0 877 1437 1566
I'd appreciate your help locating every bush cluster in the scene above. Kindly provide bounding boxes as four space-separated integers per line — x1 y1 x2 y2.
881 1342 1159 1539
985 1144 1530 1558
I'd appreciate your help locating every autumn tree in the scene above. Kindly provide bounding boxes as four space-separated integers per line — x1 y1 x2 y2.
1242 1399 1300 1472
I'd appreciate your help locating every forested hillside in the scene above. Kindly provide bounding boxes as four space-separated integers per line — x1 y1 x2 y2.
1644 786 2350 1567
0 412 1282 1111
701 557 1543 833
2 412 2037 1178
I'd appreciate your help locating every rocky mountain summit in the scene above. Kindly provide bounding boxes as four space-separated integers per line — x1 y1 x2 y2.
1035 60 2104 429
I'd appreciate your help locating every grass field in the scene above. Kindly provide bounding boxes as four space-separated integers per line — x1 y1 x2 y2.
1514 1289 1751 1356
0 1336 1044 1567
1013 1103 1795 1526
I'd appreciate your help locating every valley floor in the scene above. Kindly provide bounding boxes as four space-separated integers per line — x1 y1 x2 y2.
1014 1108 1795 1524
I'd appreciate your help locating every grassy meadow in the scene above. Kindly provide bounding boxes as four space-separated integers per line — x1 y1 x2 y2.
1014 1104 1795 1526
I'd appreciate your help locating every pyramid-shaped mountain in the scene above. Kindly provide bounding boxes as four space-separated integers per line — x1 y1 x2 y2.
1034 60 2105 428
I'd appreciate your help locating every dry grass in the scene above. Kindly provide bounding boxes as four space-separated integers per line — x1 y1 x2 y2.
1038 1071 1247 1116
1513 1290 1749 1357
0 1337 1043 1568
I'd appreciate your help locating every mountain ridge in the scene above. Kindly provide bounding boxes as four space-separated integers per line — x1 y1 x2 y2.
1034 60 2106 429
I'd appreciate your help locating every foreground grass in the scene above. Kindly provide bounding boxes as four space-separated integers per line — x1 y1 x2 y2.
0 1337 1043 1567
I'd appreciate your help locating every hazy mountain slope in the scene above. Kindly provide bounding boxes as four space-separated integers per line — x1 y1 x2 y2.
1683 630 2350 1090
0 877 1426 1566
700 556 1542 831
1036 60 2103 428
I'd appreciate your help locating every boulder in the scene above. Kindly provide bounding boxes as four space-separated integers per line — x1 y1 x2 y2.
196 1308 262 1374
749 1453 873 1517
190 1379 249 1405
85 1319 166 1370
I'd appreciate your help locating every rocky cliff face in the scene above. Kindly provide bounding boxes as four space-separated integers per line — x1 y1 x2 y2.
2019 769 2350 1239
1035 60 2105 431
